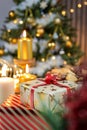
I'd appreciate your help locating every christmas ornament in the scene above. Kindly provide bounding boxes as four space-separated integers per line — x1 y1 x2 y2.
53 32 58 39
36 25 44 37
48 41 56 50
66 41 72 48
13 19 18 24
63 35 70 41
0 49 4 56
27 17 35 25
59 49 65 55
67 53 71 57
54 18 61 24
9 10 15 18
11 38 17 44
40 1 47 9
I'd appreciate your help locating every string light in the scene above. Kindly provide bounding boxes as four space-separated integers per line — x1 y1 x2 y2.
13 19 18 24
51 56 56 60
63 61 67 65
67 53 71 57
19 20 23 24
70 8 74 13
84 1 87 5
61 10 66 16
65 36 69 40
41 58 45 62
77 3 82 8
7 29 11 32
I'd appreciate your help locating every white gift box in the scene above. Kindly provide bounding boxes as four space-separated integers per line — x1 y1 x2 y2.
20 79 78 112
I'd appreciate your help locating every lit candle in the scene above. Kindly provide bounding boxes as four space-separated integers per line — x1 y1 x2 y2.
14 64 36 94
19 64 37 83
0 65 14 104
18 30 33 60
1 64 8 77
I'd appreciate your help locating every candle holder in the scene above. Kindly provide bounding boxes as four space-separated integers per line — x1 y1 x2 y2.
13 63 37 94
14 58 36 70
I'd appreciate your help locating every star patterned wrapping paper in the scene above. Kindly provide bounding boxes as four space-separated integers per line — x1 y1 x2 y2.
20 79 78 113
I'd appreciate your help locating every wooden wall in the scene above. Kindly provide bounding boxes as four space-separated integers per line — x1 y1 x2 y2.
60 0 87 59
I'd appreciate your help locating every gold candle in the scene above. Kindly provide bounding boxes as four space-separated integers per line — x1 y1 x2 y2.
18 30 32 60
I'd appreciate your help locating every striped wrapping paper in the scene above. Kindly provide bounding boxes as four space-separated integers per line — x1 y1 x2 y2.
0 94 50 130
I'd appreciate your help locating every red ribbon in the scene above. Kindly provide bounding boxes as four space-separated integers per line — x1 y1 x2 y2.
30 73 71 109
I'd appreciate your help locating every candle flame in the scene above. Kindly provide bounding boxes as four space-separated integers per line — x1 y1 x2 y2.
2 64 8 77
26 64 29 73
23 30 27 38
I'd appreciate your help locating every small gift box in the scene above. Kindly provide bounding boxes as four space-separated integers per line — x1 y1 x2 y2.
20 74 78 112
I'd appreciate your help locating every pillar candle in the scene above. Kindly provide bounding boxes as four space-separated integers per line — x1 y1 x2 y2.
0 77 14 104
18 30 33 60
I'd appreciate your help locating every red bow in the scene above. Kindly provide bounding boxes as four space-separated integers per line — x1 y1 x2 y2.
44 73 57 84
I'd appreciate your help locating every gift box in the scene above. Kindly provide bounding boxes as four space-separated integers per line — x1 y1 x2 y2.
20 74 78 112
0 95 49 130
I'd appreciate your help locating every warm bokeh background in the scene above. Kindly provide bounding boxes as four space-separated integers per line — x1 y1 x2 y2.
0 0 87 59
60 0 87 60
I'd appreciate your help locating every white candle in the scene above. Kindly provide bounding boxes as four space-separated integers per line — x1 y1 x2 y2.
1 64 8 77
0 77 14 104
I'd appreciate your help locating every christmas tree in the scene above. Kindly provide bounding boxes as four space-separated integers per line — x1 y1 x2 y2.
0 0 83 67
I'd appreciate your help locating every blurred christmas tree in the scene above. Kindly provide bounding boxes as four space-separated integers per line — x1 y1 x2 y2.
0 0 83 65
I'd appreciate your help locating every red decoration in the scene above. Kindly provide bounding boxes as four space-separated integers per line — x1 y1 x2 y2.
0 95 50 130
65 76 87 130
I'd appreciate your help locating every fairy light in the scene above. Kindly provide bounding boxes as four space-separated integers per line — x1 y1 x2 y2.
52 56 56 60
61 10 66 16
66 36 69 40
7 29 11 32
13 19 18 24
48 42 52 47
41 58 45 62
51 42 55 47
19 20 23 24
70 8 74 13
77 3 82 8
84 1 87 5
63 61 67 65
67 53 71 57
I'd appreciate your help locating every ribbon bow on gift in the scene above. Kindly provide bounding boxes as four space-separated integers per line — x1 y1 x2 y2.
30 73 71 109
44 73 58 84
